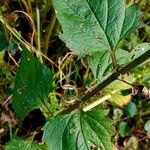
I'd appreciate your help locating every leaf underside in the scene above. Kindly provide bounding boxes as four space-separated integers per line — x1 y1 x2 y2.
53 0 142 56
12 49 55 118
43 109 115 150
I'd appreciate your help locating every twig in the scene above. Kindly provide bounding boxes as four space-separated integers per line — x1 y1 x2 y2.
8 52 19 67
83 95 111 112
81 50 150 102
36 3 43 62
2 95 12 106
12 10 35 46
44 10 57 55
55 53 75 77
61 49 150 114
0 17 57 68
117 78 134 86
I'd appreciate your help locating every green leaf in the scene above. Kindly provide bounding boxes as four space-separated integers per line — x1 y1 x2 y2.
132 43 150 58
144 120 150 131
0 30 9 51
12 49 55 118
87 43 150 81
53 0 142 55
118 121 131 137
105 80 132 107
87 50 111 80
5 137 47 150
87 49 131 80
43 109 115 150
48 94 60 115
124 102 137 117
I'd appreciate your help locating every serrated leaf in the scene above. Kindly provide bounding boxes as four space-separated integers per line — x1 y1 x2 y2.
5 137 47 150
87 50 111 80
87 49 131 80
124 102 137 117
43 109 115 150
49 94 60 115
116 49 133 64
88 43 150 81
12 49 55 118
53 0 142 55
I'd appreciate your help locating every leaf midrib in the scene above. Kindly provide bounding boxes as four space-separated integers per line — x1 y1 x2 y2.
79 114 89 150
85 0 111 50
86 114 112 148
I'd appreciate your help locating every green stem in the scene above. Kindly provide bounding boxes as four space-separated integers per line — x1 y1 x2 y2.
44 11 57 55
61 49 150 114
0 17 31 50
110 49 118 68
8 123 13 140
36 3 43 62
0 8 9 42
82 50 150 101
27 0 33 16
41 101 53 117
0 8 2 15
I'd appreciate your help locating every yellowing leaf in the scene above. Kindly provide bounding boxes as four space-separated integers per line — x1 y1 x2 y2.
105 80 132 107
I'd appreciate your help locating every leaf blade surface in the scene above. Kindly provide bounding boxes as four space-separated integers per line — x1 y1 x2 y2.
53 0 141 55
43 109 115 150
12 49 55 118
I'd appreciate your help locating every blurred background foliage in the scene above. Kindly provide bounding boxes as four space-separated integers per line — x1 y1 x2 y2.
0 0 150 149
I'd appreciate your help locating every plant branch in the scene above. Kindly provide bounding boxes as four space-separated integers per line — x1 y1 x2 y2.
0 17 59 68
110 49 118 68
61 49 150 114
36 3 43 62
44 10 57 55
117 78 134 86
